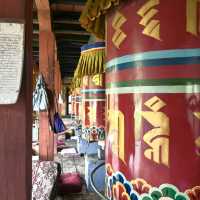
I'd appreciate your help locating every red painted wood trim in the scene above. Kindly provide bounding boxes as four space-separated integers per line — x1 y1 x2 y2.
0 0 33 199
39 31 55 161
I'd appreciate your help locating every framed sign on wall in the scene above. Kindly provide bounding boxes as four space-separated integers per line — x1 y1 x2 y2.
0 21 24 104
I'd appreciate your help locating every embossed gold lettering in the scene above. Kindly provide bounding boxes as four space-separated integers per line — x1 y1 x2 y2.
112 11 127 48
142 96 170 167
107 110 125 162
92 74 102 86
137 0 161 40
186 0 200 36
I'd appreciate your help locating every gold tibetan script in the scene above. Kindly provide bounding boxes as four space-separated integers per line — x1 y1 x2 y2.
142 96 170 167
193 112 200 155
88 106 96 122
107 110 125 162
83 76 89 87
187 0 200 36
137 0 161 40
92 74 102 86
112 11 127 48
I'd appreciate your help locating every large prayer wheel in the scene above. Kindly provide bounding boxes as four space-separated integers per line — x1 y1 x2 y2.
81 74 106 142
105 1 200 200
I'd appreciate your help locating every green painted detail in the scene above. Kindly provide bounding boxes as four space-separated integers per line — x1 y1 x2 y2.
141 195 152 200
150 189 162 200
140 184 189 200
161 186 177 198
83 95 105 99
106 78 200 88
175 193 190 200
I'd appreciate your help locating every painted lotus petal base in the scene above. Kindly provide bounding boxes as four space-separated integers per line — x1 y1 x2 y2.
106 167 194 200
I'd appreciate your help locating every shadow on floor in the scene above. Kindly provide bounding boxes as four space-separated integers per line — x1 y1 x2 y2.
55 139 102 200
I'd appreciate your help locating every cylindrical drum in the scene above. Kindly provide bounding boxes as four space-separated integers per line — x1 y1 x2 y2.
81 74 106 142
74 88 82 122
105 1 200 200
71 92 76 120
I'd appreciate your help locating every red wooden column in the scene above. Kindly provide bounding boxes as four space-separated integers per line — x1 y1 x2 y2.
55 60 62 112
54 60 61 155
0 0 32 199
38 31 55 161
36 0 55 161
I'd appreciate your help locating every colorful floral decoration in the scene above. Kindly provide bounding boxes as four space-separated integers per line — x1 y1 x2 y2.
106 164 192 200
131 179 152 195
140 184 190 200
97 126 106 140
82 127 91 140
106 169 140 200
90 126 99 141
82 126 105 142
74 123 82 135
106 163 114 176
185 186 200 200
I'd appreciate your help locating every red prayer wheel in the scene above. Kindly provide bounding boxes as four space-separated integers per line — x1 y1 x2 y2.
71 92 76 119
105 1 200 200
74 88 82 121
81 74 106 142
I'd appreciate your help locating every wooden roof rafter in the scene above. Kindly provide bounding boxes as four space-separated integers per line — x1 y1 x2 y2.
51 3 85 12
33 0 90 81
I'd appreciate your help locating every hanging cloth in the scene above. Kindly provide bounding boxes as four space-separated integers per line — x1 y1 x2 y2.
53 112 66 134
33 74 49 112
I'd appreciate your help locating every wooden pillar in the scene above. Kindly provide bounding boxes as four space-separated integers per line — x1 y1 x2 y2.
66 88 69 115
39 31 55 90
55 61 60 99
55 60 62 113
38 31 55 161
36 0 55 161
0 0 32 199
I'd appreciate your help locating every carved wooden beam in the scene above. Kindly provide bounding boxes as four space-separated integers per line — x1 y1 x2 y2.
33 29 90 36
51 3 85 12
33 18 80 25
53 19 80 25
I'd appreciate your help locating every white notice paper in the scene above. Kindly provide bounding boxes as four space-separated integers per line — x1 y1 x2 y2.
0 22 24 104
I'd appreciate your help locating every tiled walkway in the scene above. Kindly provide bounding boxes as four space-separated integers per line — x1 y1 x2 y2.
55 139 102 200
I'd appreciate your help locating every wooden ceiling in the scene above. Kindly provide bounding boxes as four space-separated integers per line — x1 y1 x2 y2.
33 0 90 82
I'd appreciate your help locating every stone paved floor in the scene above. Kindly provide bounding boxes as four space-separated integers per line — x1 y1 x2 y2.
55 139 102 200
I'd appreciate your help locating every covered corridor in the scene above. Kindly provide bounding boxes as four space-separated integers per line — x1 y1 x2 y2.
0 0 200 200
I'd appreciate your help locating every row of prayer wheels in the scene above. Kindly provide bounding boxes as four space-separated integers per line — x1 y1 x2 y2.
71 42 106 142
71 74 106 142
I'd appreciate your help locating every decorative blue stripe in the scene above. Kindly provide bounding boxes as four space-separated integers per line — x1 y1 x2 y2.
106 56 200 72
81 42 105 52
81 89 106 94
106 85 200 94
106 48 200 69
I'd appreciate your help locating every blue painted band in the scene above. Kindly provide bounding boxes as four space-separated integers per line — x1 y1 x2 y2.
81 42 105 52
106 56 200 72
106 48 200 70
81 89 106 94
